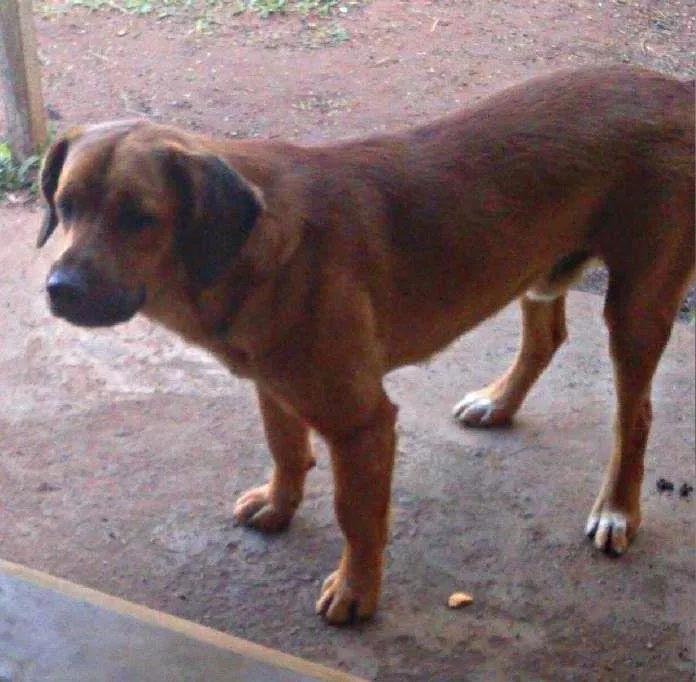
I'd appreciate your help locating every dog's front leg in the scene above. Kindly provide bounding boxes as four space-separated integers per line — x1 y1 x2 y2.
233 386 315 532
316 393 398 625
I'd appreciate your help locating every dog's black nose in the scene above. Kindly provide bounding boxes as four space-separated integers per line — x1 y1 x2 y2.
47 267 88 308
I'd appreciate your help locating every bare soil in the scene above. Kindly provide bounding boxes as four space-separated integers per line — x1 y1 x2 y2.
1 2 694 680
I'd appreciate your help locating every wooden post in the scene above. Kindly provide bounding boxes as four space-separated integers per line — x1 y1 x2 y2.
0 0 47 161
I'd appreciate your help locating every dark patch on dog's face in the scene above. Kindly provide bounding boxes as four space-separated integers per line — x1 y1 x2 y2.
161 149 262 288
37 137 72 248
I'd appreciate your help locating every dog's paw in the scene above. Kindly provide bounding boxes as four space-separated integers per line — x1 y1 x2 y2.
452 390 512 428
233 484 296 533
585 507 639 556
315 569 377 625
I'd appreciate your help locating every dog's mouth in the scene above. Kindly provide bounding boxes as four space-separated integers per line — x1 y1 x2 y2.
46 265 146 328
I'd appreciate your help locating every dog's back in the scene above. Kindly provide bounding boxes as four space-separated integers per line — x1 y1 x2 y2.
292 66 694 365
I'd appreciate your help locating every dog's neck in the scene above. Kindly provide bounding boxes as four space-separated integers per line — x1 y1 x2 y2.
140 255 289 379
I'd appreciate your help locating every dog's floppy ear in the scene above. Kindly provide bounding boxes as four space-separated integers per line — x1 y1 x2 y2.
163 148 263 288
36 133 74 248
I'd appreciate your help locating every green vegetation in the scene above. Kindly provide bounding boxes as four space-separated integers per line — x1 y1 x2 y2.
47 0 172 13
38 0 360 39
40 0 358 19
0 143 40 198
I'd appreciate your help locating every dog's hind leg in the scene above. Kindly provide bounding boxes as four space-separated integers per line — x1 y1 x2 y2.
585 160 695 553
453 294 568 427
453 251 596 428
587 256 693 554
233 387 315 532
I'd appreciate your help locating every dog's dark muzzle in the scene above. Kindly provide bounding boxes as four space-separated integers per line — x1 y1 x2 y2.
46 264 145 327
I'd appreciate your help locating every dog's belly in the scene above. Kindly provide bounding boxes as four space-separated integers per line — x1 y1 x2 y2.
383 286 521 369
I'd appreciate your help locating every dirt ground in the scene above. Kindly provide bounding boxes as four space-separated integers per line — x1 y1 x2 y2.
1 1 695 680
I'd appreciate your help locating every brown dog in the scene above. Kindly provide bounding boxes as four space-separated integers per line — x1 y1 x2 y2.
38 65 694 625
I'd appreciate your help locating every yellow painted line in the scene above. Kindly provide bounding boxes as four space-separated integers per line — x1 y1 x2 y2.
0 558 367 682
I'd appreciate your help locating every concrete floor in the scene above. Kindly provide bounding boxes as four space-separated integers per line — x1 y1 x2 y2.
0 559 364 682
0 205 694 681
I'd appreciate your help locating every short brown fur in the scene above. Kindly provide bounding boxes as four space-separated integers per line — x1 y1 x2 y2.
39 65 695 624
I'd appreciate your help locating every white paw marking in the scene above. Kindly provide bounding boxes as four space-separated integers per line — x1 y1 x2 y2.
452 392 494 424
586 510 629 554
584 514 599 536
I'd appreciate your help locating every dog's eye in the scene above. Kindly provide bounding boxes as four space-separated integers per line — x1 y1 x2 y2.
57 197 75 222
117 206 156 233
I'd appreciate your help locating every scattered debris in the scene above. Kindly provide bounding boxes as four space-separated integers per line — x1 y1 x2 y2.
655 478 692 499
679 483 693 499
447 592 473 609
656 478 674 493
36 481 60 493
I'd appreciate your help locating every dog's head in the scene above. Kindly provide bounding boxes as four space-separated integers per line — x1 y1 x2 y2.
37 120 262 327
